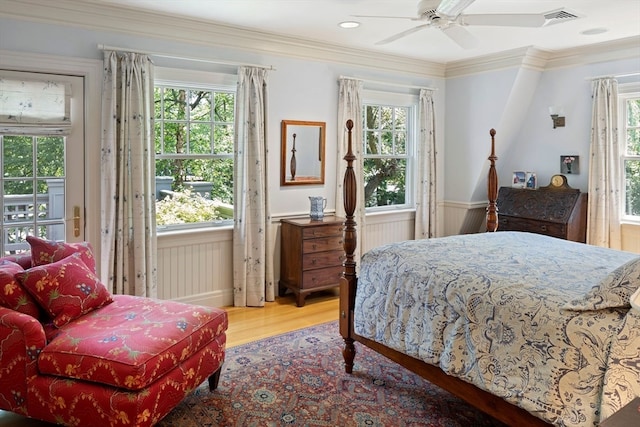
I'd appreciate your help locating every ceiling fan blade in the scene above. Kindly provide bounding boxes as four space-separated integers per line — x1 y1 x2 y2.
461 13 546 27
441 24 478 49
436 0 476 19
375 24 431 45
351 14 419 21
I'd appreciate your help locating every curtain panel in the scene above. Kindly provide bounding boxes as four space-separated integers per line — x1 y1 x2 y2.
587 78 621 249
336 78 364 260
232 66 273 307
100 51 158 297
415 89 437 239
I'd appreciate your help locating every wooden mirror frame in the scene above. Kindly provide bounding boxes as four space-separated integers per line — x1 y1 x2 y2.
280 120 326 186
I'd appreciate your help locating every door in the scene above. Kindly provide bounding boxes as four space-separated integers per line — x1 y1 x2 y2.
0 70 85 254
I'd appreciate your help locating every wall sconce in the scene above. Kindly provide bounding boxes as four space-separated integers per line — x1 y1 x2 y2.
549 106 565 129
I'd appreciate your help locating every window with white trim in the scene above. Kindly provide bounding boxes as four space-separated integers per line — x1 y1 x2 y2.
620 84 640 220
154 68 236 230
362 91 416 211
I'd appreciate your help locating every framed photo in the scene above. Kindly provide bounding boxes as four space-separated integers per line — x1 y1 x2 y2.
560 155 579 174
525 172 537 189
512 171 526 188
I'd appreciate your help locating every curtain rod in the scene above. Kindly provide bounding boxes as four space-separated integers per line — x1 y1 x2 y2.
339 75 437 91
585 71 640 81
97 44 275 71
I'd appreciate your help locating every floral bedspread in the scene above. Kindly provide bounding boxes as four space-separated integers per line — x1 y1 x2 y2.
354 232 640 426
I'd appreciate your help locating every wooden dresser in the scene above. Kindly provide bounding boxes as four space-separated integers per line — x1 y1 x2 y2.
496 185 587 242
279 216 344 307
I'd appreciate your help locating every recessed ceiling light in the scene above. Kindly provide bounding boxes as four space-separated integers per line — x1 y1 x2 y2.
339 21 360 29
581 28 608 36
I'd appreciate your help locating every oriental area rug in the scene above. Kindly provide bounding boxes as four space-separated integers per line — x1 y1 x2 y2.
159 321 507 427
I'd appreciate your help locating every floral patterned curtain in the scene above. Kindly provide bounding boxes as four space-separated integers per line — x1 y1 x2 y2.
232 66 272 307
415 89 437 239
100 51 157 297
336 78 364 260
587 78 621 249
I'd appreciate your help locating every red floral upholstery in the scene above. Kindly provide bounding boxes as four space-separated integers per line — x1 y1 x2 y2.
0 245 228 427
27 236 97 273
38 295 228 390
0 307 46 416
0 260 41 318
16 253 113 327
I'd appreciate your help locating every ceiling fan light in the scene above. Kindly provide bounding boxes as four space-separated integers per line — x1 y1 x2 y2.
339 21 361 29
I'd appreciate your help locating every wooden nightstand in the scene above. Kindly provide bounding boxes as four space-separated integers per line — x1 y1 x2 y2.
279 216 344 307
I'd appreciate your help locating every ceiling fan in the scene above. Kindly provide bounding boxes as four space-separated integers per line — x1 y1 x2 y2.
353 0 548 49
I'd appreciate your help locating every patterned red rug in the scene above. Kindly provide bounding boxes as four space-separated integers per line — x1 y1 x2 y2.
159 321 507 427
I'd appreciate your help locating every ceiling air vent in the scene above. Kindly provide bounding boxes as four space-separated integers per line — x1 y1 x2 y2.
543 8 582 26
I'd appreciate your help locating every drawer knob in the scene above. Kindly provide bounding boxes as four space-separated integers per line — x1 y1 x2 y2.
540 225 547 231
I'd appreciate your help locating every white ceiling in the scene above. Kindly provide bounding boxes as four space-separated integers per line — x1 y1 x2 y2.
91 0 640 63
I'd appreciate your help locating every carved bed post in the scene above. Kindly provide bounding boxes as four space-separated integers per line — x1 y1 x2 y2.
486 128 499 232
340 119 357 373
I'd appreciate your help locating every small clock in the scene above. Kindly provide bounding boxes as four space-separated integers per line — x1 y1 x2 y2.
544 174 571 190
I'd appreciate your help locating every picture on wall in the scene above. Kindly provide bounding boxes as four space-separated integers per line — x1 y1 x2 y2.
561 155 579 174
512 171 526 188
525 172 537 189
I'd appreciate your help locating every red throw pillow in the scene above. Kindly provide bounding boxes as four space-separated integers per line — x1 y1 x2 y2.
0 260 41 318
27 236 96 273
16 253 112 327
0 252 32 269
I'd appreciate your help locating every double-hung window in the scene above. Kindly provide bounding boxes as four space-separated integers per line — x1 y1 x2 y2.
154 69 236 230
620 84 640 221
362 91 416 211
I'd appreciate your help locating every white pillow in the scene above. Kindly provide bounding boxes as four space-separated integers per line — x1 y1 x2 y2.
564 256 640 311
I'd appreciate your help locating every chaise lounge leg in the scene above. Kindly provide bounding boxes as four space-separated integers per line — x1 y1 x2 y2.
208 367 222 391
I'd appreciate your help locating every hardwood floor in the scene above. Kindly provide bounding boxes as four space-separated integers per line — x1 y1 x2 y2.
0 291 339 426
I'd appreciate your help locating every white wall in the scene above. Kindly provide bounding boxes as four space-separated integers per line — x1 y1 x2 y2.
1 10 639 307
0 17 446 220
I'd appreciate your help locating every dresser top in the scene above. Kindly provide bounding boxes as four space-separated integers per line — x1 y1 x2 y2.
280 216 344 227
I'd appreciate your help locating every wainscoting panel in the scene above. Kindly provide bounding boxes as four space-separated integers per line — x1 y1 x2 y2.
363 211 415 252
157 228 233 307
621 223 640 254
442 200 487 236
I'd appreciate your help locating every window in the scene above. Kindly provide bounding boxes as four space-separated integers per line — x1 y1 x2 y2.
362 92 416 211
620 85 640 220
154 70 236 229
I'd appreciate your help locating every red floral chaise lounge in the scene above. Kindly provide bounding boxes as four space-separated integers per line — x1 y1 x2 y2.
0 237 228 426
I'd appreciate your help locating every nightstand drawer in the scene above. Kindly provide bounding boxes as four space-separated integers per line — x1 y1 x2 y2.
302 224 343 239
301 265 343 289
302 236 344 254
302 250 345 271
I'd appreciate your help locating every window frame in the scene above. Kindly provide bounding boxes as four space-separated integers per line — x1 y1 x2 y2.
154 67 237 233
361 89 418 213
619 82 640 223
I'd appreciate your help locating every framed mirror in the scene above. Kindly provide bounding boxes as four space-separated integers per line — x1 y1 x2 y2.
280 120 326 186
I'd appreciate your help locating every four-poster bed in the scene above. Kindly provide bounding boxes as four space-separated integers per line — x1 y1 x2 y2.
338 120 640 426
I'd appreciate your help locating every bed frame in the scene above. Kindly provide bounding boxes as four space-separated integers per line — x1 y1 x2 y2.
338 120 552 427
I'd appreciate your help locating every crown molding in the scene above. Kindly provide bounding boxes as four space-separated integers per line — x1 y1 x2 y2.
445 37 639 79
544 36 640 70
1 0 635 80
0 0 445 78
445 46 552 78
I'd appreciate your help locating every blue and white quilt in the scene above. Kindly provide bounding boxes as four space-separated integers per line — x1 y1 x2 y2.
354 232 640 426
